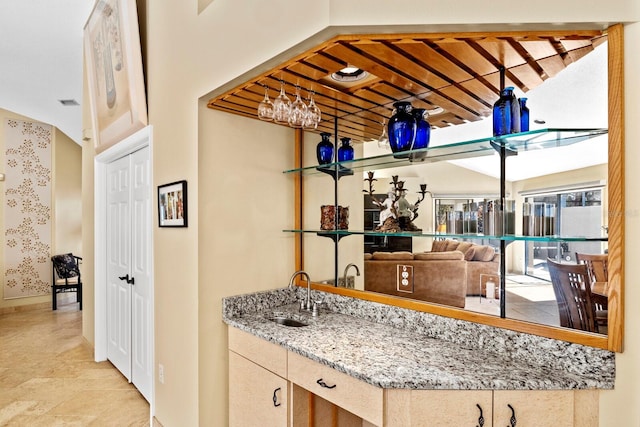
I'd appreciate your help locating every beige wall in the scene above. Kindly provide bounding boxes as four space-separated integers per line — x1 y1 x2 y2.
0 108 82 311
114 1 640 425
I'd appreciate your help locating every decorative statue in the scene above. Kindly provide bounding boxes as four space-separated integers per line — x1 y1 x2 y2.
364 172 430 232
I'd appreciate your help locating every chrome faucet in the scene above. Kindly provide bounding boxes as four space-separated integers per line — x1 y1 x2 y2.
289 270 312 311
342 263 360 288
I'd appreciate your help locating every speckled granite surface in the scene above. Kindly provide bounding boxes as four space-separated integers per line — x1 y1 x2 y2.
222 287 615 390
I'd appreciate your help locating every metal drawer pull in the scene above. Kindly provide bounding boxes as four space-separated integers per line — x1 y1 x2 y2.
476 403 484 427
316 378 336 389
507 404 517 427
272 387 281 407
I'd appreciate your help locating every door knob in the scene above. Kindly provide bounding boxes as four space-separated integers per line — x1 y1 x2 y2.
118 274 135 285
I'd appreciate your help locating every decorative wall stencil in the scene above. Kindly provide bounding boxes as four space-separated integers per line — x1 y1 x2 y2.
4 119 52 299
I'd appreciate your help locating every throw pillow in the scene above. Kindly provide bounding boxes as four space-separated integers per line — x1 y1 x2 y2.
431 240 447 252
445 240 460 251
473 246 496 262
456 241 473 254
463 247 476 261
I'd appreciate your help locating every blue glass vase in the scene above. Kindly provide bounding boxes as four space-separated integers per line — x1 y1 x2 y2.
493 87 521 136
388 101 416 157
316 132 334 164
519 98 529 132
410 108 430 161
337 137 354 162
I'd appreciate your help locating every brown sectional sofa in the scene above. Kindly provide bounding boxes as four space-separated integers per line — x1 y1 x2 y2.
364 240 500 308
430 239 500 296
364 250 468 307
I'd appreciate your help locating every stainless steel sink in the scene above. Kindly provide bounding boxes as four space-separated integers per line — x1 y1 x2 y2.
271 316 308 327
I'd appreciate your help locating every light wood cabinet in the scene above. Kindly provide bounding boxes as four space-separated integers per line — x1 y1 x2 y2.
228 328 289 427
385 389 598 427
227 326 599 426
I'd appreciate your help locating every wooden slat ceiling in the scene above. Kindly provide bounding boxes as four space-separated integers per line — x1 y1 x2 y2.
207 30 606 143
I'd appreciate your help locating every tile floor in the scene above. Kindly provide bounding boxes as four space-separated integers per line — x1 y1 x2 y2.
465 275 560 327
0 294 150 426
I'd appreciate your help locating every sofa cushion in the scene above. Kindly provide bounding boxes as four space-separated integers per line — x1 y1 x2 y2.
414 251 464 261
473 245 496 262
371 251 414 260
444 240 460 251
463 247 476 261
364 253 373 260
455 241 473 254
431 240 448 252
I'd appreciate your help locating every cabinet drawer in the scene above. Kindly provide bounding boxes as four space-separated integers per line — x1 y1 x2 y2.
288 351 383 426
228 327 287 378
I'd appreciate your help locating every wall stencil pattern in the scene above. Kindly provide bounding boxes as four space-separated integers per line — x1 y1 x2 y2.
4 119 52 299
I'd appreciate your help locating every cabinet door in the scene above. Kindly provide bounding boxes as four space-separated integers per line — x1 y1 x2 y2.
229 351 288 427
386 389 492 427
493 390 574 427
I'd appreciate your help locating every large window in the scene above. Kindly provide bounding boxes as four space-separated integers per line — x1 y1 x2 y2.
524 188 606 281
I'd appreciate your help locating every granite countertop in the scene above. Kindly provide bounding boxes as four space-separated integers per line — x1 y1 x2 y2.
223 287 615 391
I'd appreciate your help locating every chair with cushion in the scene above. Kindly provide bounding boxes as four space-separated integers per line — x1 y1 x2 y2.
51 253 83 310
547 258 602 333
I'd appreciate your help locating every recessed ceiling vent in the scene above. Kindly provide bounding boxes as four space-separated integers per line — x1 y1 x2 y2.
58 99 79 106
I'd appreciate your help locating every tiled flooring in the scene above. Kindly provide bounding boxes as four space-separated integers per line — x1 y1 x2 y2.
0 295 150 426
465 275 560 327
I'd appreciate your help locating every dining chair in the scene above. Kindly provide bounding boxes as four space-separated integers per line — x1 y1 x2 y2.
547 258 599 333
575 252 608 313
51 253 83 310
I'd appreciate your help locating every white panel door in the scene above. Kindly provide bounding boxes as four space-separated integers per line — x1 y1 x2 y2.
130 146 152 401
106 146 152 402
106 154 132 380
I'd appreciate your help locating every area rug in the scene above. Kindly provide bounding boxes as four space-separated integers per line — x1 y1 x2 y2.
3 119 52 299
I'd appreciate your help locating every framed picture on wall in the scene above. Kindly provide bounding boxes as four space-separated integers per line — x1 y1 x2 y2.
158 181 188 227
84 0 148 153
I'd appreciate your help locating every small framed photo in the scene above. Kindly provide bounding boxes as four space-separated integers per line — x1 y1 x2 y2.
158 180 188 227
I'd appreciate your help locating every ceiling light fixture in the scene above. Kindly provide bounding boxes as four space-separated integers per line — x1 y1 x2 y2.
331 66 368 83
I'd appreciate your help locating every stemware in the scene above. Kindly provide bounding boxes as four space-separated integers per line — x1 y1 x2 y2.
257 85 274 121
272 80 291 124
376 119 390 149
303 90 322 129
288 85 308 128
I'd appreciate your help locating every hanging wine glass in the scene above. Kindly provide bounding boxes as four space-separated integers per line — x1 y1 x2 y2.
288 85 308 128
303 90 322 130
257 85 274 121
377 119 390 149
272 80 291 124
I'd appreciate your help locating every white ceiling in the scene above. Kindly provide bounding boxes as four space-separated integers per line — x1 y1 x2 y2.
0 1 95 144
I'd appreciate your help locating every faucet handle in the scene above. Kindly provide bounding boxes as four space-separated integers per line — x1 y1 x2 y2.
312 301 322 316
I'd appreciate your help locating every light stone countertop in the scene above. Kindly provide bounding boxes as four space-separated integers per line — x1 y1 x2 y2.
222 287 615 390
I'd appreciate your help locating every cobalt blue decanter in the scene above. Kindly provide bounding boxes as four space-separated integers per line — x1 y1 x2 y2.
337 137 354 162
316 132 334 164
410 108 430 161
493 86 520 136
388 101 416 156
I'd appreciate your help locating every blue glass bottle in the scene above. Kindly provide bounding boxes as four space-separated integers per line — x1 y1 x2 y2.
388 101 416 156
493 87 514 136
410 108 430 161
316 132 334 164
337 137 354 161
519 98 530 132
493 86 522 136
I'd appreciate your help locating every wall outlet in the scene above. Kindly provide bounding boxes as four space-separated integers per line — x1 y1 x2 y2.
158 364 165 384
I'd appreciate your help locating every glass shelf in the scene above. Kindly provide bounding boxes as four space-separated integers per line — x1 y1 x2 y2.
283 228 607 242
283 128 608 176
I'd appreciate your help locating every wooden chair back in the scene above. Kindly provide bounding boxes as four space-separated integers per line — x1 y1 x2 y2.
547 258 598 333
575 252 608 286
